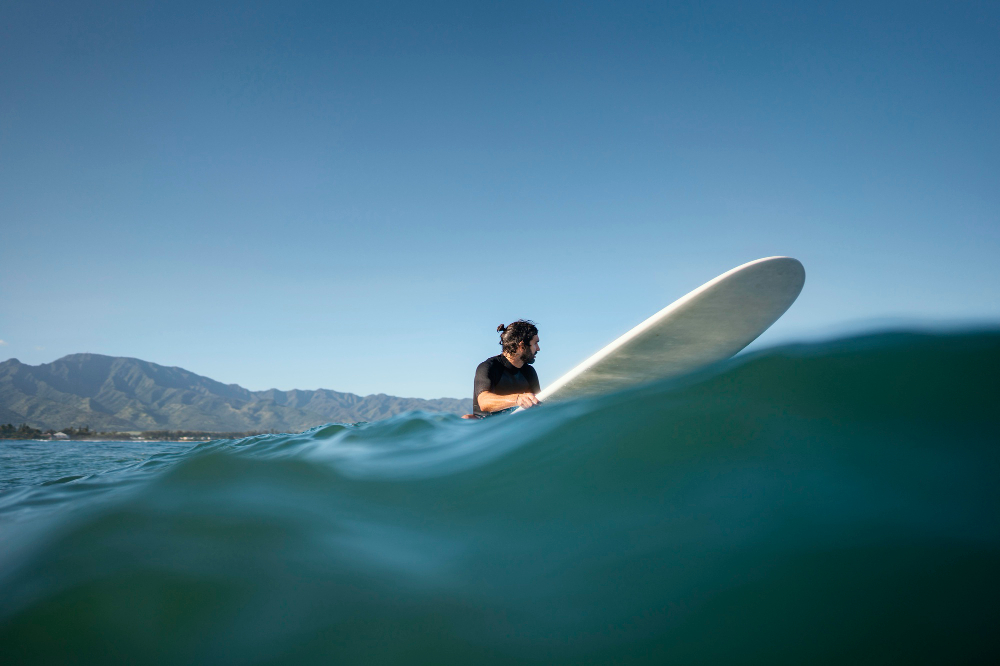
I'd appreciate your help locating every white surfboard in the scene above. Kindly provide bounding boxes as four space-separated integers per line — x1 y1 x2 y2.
534 256 805 405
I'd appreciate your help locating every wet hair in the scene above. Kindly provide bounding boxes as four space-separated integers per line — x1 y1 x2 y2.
497 320 538 356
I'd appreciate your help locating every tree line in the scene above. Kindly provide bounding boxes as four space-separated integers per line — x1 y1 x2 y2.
0 424 279 440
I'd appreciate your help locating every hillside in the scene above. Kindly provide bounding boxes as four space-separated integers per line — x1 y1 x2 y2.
0 354 471 432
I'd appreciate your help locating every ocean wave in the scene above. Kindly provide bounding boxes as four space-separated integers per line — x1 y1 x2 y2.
1 331 998 663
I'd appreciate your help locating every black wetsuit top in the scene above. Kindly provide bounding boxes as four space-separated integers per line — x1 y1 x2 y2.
473 355 540 416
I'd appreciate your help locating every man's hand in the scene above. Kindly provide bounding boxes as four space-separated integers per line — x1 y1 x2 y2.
516 393 540 409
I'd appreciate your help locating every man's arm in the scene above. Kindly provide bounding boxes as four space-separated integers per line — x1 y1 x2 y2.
477 390 539 412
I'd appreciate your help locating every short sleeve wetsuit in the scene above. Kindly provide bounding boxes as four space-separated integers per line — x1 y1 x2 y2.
473 355 541 416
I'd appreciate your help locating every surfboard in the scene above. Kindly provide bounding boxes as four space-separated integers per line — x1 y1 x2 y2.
532 256 805 405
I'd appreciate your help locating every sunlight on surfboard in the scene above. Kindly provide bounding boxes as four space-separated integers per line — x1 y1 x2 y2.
519 257 806 410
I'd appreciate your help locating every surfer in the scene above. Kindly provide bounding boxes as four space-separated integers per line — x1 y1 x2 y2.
471 320 541 417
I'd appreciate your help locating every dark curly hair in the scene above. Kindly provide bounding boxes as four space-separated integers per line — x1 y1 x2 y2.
497 320 538 356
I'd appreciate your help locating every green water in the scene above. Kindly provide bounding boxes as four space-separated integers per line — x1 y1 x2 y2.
1 331 998 663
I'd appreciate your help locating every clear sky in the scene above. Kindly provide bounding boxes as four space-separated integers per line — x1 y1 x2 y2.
2 0 998 399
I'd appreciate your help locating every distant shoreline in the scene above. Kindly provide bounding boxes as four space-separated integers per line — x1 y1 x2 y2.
1 354 471 437
14 438 211 443
1 425 281 442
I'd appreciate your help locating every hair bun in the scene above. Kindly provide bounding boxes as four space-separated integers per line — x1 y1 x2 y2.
497 324 507 334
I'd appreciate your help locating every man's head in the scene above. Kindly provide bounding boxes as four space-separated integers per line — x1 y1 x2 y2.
497 320 540 365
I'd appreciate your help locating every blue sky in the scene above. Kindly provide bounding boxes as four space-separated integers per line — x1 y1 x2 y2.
2 0 998 399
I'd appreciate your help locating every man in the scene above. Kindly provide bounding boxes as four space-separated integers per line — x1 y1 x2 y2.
472 320 542 417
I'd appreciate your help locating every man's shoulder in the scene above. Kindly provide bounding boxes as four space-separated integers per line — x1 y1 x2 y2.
476 355 503 371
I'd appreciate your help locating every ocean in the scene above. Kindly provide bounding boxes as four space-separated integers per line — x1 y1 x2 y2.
1 331 997 664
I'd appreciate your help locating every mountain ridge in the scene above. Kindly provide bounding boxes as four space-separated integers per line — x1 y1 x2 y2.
0 354 471 431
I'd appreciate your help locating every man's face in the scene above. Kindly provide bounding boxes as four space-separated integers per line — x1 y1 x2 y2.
519 335 541 365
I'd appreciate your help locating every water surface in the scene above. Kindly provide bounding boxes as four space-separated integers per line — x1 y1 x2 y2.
1 331 997 663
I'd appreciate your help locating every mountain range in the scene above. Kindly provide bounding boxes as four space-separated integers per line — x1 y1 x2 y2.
0 354 471 432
